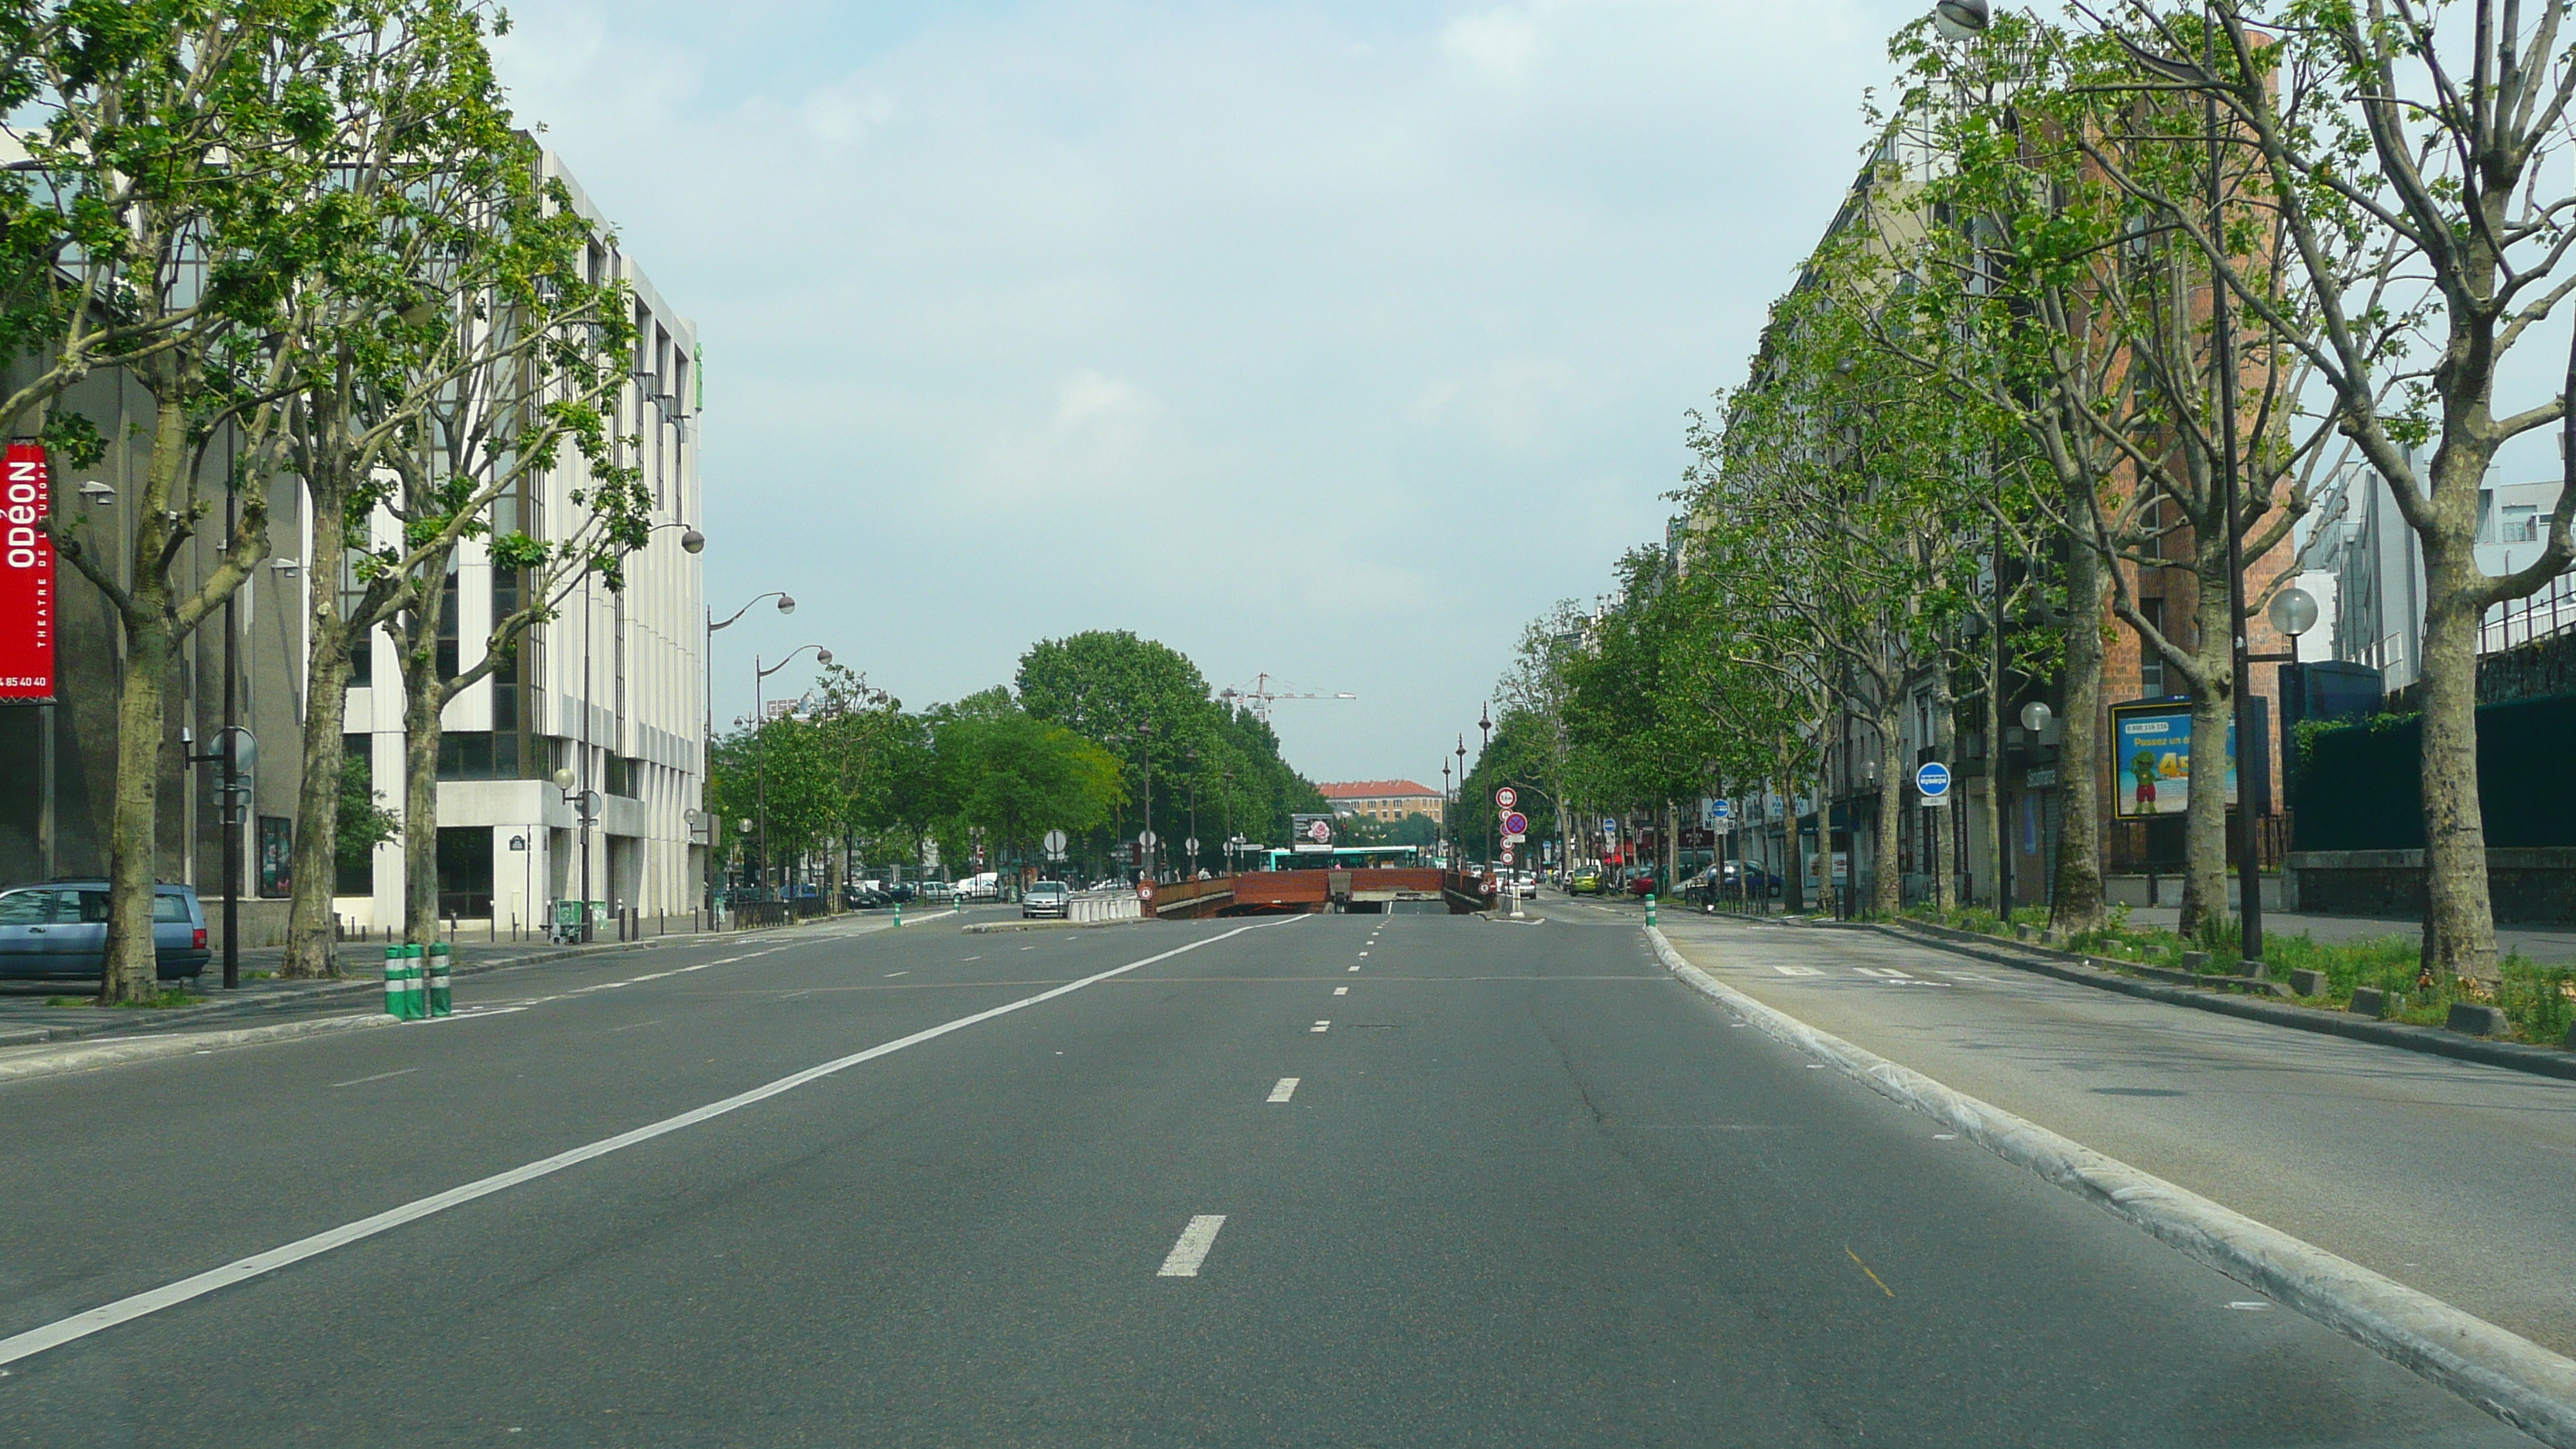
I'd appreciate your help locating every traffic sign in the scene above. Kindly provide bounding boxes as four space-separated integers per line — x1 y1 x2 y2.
1043 829 1067 856
1495 786 1517 810
1184 836 1200 855
1501 811 1529 837
1916 761 1952 803
1139 830 1159 848
1501 844 1516 864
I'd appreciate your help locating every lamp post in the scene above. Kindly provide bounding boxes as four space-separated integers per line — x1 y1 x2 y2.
550 767 601 941
1454 735 1468 868
1136 720 1156 882
1478 704 1495 876
753 644 833 905
707 587 791 907
1440 759 1453 868
1183 748 1201 878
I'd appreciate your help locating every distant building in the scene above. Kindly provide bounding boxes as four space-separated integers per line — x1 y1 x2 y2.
1318 780 1443 824
2311 461 2575 690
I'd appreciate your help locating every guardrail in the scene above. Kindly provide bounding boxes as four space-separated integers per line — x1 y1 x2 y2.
1069 893 1143 923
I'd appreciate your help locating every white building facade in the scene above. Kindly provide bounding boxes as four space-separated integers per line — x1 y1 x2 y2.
337 153 707 933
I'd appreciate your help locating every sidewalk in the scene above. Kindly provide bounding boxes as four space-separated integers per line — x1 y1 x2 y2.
2123 905 2576 964
1651 913 2576 1358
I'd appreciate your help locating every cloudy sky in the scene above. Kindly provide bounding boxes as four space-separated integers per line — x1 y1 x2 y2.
492 0 1938 785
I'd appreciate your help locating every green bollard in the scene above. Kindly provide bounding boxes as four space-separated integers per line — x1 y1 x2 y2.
893 901 903 929
1646 892 1658 928
402 943 426 1020
426 942 454 1017
383 944 406 1019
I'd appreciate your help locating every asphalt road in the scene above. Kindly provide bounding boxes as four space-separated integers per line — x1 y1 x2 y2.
1634 899 2576 1358
0 905 2538 1446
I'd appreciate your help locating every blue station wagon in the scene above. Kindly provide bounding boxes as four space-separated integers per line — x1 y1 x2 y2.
0 882 211 981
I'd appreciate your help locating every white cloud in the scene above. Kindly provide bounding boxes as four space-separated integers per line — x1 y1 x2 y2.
489 0 1936 779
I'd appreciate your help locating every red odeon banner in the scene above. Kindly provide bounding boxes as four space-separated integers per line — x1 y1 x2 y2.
1 440 54 702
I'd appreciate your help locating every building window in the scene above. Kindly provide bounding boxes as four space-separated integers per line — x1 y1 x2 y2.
437 731 520 781
437 567 461 683
341 553 372 687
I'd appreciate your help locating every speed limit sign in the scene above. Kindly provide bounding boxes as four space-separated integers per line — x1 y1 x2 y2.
1495 786 1517 810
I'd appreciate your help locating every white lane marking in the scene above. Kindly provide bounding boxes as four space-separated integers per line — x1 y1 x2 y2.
608 1019 664 1034
2227 1301 2271 1310
1267 1077 1299 1103
962 957 981 962
1348 964 1361 972
1933 1133 1958 1140
1879 967 1913 979
1358 951 1369 957
330 1067 420 1089
1772 965 1823 977
1311 1021 1331 1033
1157 1215 1227 1277
884 971 909 978
1020 946 1036 952
0 919 1290 1370
1852 967 1892 978
1333 986 1348 995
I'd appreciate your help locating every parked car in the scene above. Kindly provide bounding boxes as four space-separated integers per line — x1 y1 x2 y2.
886 882 917 903
1022 881 1071 919
916 881 955 903
1514 870 1538 896
1569 868 1603 895
851 888 891 909
1625 869 1659 897
0 881 209 981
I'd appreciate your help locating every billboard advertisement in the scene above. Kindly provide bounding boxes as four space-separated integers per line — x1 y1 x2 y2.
2112 697 2236 820
1290 813 1338 854
0 441 53 702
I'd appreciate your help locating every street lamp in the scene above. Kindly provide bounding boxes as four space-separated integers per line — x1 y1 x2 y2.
1932 0 1989 40
753 644 833 905
1478 704 1495 876
704 589 793 909
1440 759 1453 868
1184 748 1201 878
551 766 601 941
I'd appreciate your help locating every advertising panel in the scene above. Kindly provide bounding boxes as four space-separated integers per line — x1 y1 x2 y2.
0 441 53 701
1290 812 1338 854
2111 697 2236 820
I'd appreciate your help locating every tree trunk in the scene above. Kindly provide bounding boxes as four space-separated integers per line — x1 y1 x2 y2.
1871 707 1904 917
1780 765 1806 914
1931 670 1958 913
402 665 444 946
283 489 353 978
2050 545 2108 933
1983 642 2006 916
2417 543 2500 981
99 614 174 1005
2174 666 2232 940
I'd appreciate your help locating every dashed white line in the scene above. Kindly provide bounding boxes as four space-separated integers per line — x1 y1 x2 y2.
330 1067 419 1089
884 971 909 978
1157 1215 1228 1277
0 918 1293 1370
1334 986 1348 995
1311 1021 1331 1033
1348 964 1361 972
1772 965 1823 978
1266 1077 1299 1102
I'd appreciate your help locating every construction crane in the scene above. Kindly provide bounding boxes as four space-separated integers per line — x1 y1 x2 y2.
1218 673 1355 726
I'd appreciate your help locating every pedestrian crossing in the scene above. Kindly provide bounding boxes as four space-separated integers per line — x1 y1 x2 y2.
1750 962 1998 986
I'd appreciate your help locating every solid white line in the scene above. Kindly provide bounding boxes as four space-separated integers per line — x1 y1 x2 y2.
1157 1215 1227 1276
1266 1077 1298 1103
0 919 1288 1370
328 1067 419 1089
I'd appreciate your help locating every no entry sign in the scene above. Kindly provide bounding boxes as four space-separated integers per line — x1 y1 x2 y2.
0 442 53 702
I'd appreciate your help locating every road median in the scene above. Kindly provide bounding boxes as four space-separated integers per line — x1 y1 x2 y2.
1646 923 2576 1448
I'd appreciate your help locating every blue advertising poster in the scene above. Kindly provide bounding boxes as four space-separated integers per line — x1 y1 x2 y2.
2111 699 2236 820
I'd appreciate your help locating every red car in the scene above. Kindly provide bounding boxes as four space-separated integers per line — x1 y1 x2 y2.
1624 870 1658 897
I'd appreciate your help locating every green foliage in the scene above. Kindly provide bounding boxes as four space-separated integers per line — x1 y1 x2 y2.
334 754 399 881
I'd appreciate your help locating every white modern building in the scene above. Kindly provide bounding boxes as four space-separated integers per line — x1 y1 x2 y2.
337 153 707 933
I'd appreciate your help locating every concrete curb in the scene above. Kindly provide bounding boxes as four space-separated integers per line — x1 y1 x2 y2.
1645 925 2576 1447
0 1012 400 1086
1881 919 2576 1084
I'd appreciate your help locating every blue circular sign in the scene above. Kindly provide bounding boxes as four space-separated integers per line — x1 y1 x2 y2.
1915 761 1952 798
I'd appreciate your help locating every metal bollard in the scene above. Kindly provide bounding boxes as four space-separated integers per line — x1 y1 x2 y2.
426 942 454 1017
1645 892 1658 927
892 901 903 928
383 944 408 1019
402 943 427 1019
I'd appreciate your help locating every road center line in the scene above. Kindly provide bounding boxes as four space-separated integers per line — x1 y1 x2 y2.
1266 1077 1299 1102
1157 1215 1228 1276
328 1067 419 1089
0 919 1288 1370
